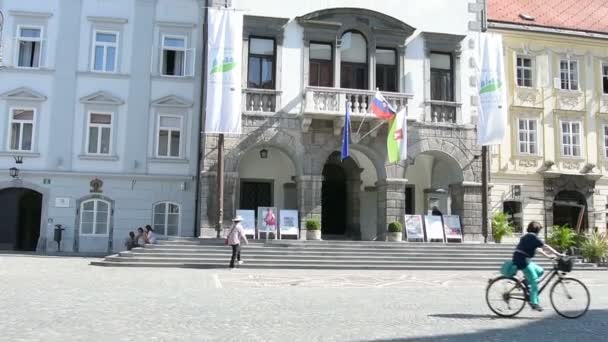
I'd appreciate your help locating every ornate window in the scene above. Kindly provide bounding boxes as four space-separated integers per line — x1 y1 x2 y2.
376 48 397 92
8 108 35 151
309 42 332 87
430 52 453 101
560 120 582 157
517 119 538 155
80 199 110 236
340 31 367 90
153 202 180 236
560 59 579 91
247 37 275 89
516 56 533 87
86 112 113 155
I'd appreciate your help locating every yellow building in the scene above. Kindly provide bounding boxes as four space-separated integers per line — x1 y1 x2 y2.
488 1 608 235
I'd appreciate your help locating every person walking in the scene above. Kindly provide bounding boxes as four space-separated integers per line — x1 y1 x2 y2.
226 215 248 269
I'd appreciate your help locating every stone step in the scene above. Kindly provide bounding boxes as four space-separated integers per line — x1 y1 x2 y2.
127 250 517 258
90 260 601 271
104 255 557 266
156 240 517 248
137 245 517 252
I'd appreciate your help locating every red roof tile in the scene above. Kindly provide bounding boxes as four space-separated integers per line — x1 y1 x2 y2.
488 0 608 34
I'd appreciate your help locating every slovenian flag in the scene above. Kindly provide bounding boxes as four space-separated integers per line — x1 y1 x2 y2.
387 108 407 164
370 91 395 120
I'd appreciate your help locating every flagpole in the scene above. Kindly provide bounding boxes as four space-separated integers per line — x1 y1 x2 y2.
481 0 489 243
216 133 225 238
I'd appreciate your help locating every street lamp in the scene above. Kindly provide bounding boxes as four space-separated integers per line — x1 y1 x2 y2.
9 167 19 178
14 155 23 164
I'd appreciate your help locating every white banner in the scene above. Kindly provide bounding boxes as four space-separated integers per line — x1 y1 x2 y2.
279 210 299 238
236 209 256 237
204 8 243 134
477 33 507 145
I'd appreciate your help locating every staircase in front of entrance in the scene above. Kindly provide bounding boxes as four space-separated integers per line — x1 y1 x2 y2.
91 239 602 270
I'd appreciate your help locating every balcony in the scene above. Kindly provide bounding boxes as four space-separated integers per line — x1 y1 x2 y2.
303 86 411 119
425 100 461 124
242 88 281 114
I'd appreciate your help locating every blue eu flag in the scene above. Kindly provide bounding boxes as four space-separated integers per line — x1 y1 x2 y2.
341 102 350 161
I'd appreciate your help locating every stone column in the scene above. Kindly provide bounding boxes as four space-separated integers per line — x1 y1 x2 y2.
376 178 408 241
198 171 238 238
456 182 484 241
296 175 323 239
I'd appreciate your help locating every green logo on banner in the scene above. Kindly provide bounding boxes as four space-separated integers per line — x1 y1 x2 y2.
210 57 236 74
480 78 502 94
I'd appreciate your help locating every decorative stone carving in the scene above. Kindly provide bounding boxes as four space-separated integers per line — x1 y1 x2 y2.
518 159 538 168
563 161 580 170
301 117 312 132
90 178 103 193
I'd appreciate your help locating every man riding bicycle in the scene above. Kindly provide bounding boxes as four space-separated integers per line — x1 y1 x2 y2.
511 221 564 312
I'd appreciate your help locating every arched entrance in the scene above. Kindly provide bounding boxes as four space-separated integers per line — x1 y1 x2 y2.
553 190 587 230
0 188 42 251
237 146 298 223
405 150 464 216
321 152 364 239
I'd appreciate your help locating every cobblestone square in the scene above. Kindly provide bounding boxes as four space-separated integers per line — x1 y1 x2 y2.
1 255 607 341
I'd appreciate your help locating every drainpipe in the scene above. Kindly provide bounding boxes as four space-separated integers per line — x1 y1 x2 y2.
193 0 209 237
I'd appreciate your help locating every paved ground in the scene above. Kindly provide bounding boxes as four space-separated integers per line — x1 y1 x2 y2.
1 254 607 342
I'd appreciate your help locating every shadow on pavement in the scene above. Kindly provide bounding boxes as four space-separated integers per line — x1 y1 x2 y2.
367 309 607 342
428 313 532 320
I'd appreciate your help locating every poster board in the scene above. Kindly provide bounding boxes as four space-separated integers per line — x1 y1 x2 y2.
236 210 256 238
404 215 425 241
424 215 446 242
442 215 463 242
279 210 299 239
257 207 277 240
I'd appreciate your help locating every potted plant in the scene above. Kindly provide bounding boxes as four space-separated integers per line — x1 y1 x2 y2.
387 221 403 242
305 219 321 240
548 224 576 254
491 213 513 243
580 232 608 264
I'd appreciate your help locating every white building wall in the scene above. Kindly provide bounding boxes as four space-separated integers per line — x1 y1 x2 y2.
0 0 202 253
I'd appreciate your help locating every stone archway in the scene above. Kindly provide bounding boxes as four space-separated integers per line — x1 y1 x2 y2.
321 152 362 239
0 188 42 251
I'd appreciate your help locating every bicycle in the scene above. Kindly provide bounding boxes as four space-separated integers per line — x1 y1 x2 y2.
486 257 590 319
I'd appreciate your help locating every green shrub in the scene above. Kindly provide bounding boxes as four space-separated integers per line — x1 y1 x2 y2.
580 232 608 263
388 221 403 233
491 213 513 243
548 224 576 253
305 219 321 230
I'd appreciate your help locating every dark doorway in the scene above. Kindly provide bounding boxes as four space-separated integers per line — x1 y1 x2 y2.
553 190 587 231
240 181 273 220
405 186 415 215
322 163 347 236
0 188 42 251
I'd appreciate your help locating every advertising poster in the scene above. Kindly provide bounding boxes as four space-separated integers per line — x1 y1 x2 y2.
279 210 299 238
257 207 277 239
442 215 463 241
404 215 424 241
236 209 256 238
424 215 445 242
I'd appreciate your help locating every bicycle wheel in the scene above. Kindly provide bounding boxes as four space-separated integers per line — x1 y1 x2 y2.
486 277 527 317
550 277 590 319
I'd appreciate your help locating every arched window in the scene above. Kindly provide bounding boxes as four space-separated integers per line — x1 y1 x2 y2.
80 199 110 235
340 31 367 89
153 202 180 236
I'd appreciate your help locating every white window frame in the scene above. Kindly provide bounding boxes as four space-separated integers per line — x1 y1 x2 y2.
7 107 36 152
79 199 111 236
15 25 43 69
517 118 538 155
560 120 583 157
152 201 181 236
603 124 608 158
160 34 188 77
559 58 579 91
156 114 183 158
602 62 608 94
91 29 119 73
85 111 113 155
516 55 534 88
